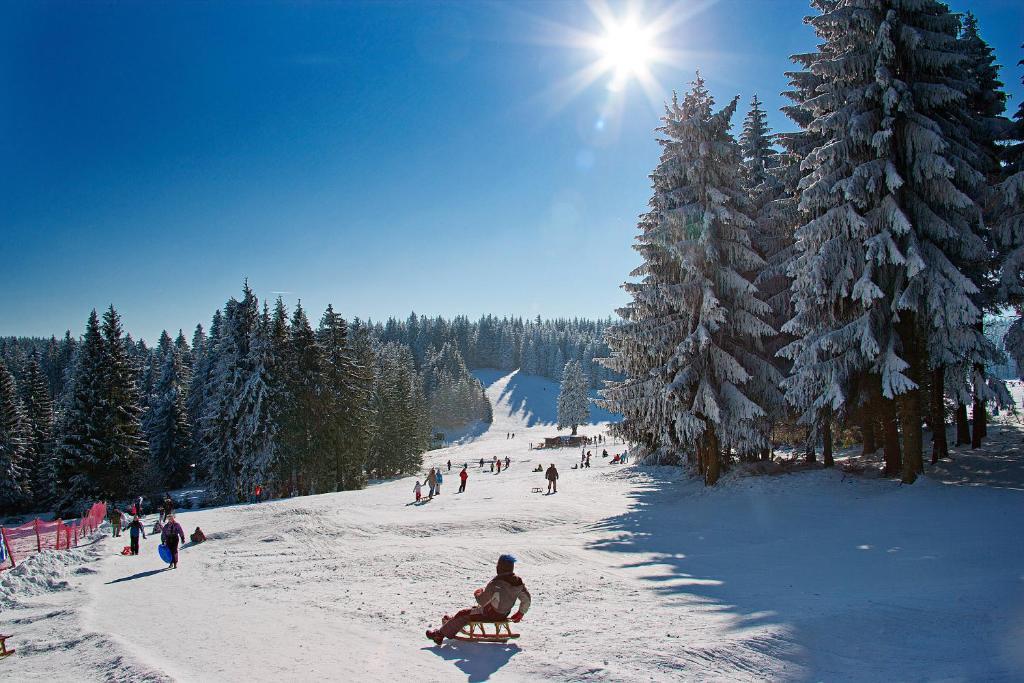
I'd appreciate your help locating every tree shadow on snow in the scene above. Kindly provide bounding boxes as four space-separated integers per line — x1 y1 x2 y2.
491 370 619 428
424 641 520 682
586 466 1024 681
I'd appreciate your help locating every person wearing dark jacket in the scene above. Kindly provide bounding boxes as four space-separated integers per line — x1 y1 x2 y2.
426 554 531 645
126 516 146 555
545 464 559 493
161 514 186 569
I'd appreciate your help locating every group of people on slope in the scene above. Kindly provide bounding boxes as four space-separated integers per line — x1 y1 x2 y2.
416 464 472 501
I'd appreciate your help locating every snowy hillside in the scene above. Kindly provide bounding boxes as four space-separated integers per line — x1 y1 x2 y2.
3 371 1023 681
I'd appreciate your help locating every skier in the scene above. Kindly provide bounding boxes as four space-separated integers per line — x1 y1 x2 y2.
545 463 559 494
136 495 144 516
108 505 122 538
459 466 468 493
435 469 443 495
496 459 502 474
161 514 186 569
447 460 451 472
425 554 531 646
479 458 484 468
490 458 495 473
126 515 146 555
504 456 510 469
426 468 437 499
414 479 423 502
511 433 515 439
585 453 591 468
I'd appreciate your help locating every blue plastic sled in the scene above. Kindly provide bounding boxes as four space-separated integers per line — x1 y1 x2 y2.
158 544 173 564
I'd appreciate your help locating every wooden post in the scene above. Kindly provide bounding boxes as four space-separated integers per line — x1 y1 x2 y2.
34 518 41 552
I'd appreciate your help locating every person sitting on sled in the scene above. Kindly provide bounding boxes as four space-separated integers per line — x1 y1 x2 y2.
426 554 531 645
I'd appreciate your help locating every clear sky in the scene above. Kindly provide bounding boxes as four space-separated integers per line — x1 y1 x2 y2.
3 1 1022 344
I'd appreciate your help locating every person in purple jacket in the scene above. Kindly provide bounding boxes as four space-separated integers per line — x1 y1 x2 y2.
161 514 186 569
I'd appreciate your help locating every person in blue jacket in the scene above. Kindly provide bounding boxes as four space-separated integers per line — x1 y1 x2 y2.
435 469 443 495
126 515 146 556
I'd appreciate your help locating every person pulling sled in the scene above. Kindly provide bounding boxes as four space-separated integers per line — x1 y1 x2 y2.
426 554 531 645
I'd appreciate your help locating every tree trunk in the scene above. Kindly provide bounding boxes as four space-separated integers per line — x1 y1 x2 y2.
955 403 970 446
930 365 948 464
704 429 721 486
822 416 834 468
805 425 816 464
897 315 923 484
882 400 902 477
571 424 578 436
862 418 877 456
972 320 987 448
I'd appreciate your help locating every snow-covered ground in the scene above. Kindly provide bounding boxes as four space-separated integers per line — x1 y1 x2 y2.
3 371 1023 681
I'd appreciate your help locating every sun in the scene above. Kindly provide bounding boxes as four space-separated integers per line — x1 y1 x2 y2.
594 17 657 88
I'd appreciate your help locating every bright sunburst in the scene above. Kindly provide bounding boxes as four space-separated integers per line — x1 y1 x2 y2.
592 16 659 91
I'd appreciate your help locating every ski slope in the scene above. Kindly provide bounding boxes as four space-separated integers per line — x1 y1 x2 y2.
3 371 1024 682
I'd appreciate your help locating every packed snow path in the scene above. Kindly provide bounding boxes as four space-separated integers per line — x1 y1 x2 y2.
3 371 1024 681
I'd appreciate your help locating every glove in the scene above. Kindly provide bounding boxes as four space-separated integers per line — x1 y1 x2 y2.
510 611 524 623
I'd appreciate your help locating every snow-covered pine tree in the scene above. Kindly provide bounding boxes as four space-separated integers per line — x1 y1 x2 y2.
740 94 787 457
786 0 999 482
233 304 280 497
281 301 329 493
318 304 372 490
369 343 428 477
203 285 261 501
998 48 1024 377
98 305 149 495
21 350 55 507
54 311 105 510
600 75 776 483
145 347 192 488
0 360 32 512
187 315 218 481
557 359 589 436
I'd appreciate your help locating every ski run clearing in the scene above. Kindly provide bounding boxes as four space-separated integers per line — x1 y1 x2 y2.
3 371 1023 682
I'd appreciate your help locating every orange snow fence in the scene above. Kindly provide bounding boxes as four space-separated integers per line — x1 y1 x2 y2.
0 502 106 571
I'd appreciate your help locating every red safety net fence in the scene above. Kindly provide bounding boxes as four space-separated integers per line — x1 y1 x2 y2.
0 502 106 571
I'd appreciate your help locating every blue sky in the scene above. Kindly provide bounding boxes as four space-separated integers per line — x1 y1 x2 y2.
2 1 1022 344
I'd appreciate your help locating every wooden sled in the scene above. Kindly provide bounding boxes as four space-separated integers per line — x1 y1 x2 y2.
0 634 14 659
451 620 520 643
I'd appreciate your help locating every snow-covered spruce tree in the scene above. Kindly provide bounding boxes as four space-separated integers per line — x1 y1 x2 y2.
231 304 281 497
187 314 218 481
369 343 429 477
98 305 149 495
740 94 787 458
318 304 372 491
22 350 56 507
0 360 32 512
786 0 998 483
202 286 260 501
145 348 192 488
998 48 1024 378
557 359 589 436
281 301 331 494
54 311 105 509
599 75 777 484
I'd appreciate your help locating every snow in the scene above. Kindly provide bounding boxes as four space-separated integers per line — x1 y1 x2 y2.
3 370 1024 681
